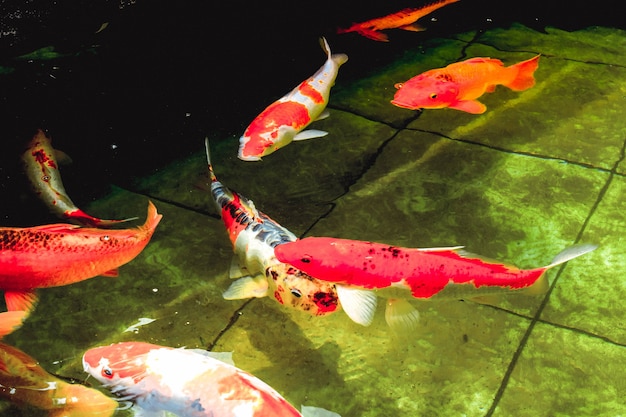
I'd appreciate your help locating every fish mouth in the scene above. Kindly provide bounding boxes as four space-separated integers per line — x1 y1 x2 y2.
238 154 262 162
390 99 421 111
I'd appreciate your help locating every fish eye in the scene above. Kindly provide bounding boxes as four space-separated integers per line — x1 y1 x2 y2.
300 256 311 264
100 235 110 242
41 175 50 182
429 93 438 99
102 366 113 378
394 83 404 89
290 289 302 298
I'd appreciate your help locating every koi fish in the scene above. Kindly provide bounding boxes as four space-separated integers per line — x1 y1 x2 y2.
391 55 541 114
21 129 138 227
0 201 161 315
1 342 117 417
337 0 461 42
83 341 340 417
275 237 597 329
205 139 339 316
238 38 348 161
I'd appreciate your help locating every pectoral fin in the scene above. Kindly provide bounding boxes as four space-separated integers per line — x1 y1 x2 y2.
0 311 28 338
301 405 342 417
229 257 249 279
223 276 269 299
399 23 426 32
336 285 377 326
189 350 235 366
315 110 330 121
384 299 420 332
449 100 487 114
293 130 329 141
4 290 38 313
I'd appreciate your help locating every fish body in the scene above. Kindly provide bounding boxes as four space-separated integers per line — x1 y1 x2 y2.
238 38 348 161
21 129 137 227
82 342 339 417
337 0 460 41
0 201 161 313
205 139 339 316
391 55 540 114
275 237 597 327
0 342 117 417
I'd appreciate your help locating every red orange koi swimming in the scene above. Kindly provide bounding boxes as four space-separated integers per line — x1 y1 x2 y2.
21 129 138 227
238 38 348 161
337 0 461 42
1 342 117 417
275 237 597 329
0 202 161 335
83 341 340 417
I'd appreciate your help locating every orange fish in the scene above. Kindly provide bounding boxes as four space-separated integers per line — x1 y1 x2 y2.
0 342 117 417
0 201 161 317
391 55 541 114
21 129 138 227
337 0 461 42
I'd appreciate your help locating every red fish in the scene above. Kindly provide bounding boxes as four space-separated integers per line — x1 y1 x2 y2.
83 341 339 417
21 129 138 227
0 201 161 316
1 342 117 417
275 237 596 328
391 55 540 114
337 0 461 42
238 38 348 161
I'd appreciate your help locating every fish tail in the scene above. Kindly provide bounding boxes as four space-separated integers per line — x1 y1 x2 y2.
204 137 218 183
506 55 541 91
141 201 163 233
546 243 598 269
319 37 348 66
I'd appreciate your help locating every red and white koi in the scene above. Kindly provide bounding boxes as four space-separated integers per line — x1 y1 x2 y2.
83 341 340 417
238 38 348 161
275 237 597 329
206 139 339 316
21 129 137 227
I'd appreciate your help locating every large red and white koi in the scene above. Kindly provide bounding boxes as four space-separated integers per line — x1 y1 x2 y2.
83 341 340 417
238 38 348 161
206 139 339 316
275 237 597 328
21 129 137 227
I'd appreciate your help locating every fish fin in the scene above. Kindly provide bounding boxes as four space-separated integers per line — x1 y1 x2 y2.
399 23 426 32
506 55 540 91
418 245 465 252
336 285 377 326
485 84 497 93
293 130 329 141
357 28 389 42
29 223 82 232
229 257 249 279
223 276 269 299
448 100 487 114
316 110 330 121
301 405 342 417
468 294 504 305
101 269 119 277
132 407 168 417
188 349 235 366
384 299 420 332
0 311 28 338
4 291 38 313
546 243 598 268
521 274 549 296
52 148 73 165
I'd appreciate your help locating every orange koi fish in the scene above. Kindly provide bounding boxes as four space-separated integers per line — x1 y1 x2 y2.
275 237 596 328
238 38 348 161
0 201 161 316
206 139 339 315
83 342 339 417
391 55 540 114
1 342 117 417
337 0 461 42
21 129 138 227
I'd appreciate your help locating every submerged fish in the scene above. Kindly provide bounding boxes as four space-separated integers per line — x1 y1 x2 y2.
0 201 161 316
205 139 339 316
275 237 597 328
21 129 138 227
391 55 540 114
83 341 340 417
0 342 117 417
338 0 461 42
238 38 348 161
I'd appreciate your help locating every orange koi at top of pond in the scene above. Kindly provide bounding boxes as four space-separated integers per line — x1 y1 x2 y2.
275 237 597 328
0 342 118 417
0 201 161 316
337 0 461 42
391 55 540 114
21 129 138 227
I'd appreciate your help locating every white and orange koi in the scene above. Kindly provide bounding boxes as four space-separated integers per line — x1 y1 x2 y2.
83 341 340 417
21 129 137 227
206 139 339 315
238 38 348 161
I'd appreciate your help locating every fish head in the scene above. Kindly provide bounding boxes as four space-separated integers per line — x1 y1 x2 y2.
391 74 459 110
274 237 342 276
238 125 294 162
265 263 339 316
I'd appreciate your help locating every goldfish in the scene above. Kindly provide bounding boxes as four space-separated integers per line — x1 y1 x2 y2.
275 237 597 329
82 341 340 417
21 129 138 227
391 55 541 114
238 38 348 161
205 139 339 316
0 201 161 315
338 0 461 42
0 342 117 417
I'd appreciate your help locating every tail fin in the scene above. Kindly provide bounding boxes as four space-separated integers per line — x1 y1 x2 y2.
507 55 540 91
141 201 163 233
